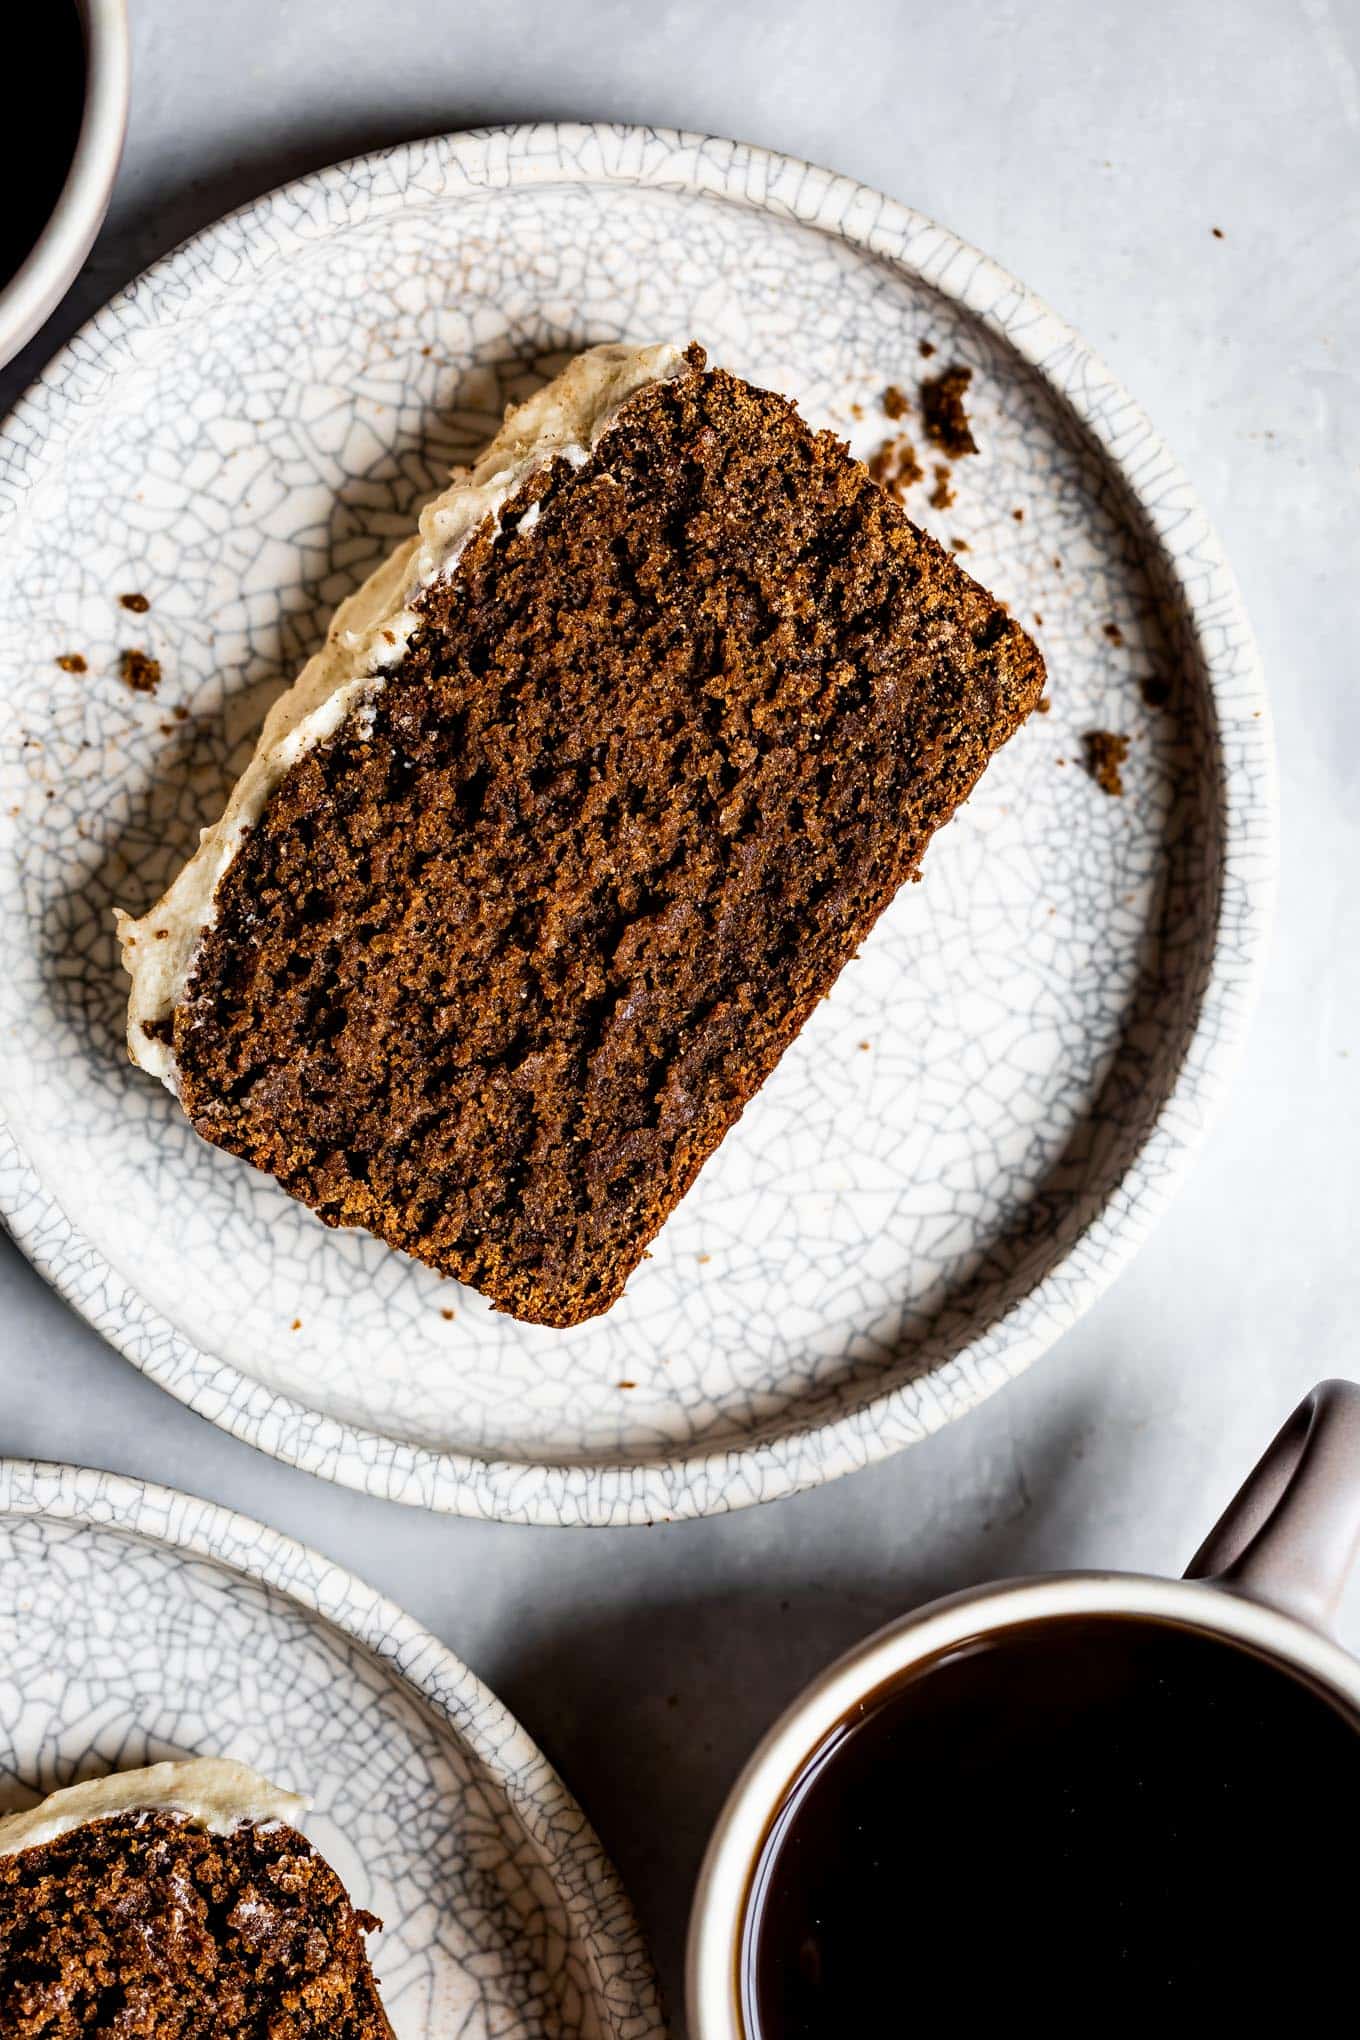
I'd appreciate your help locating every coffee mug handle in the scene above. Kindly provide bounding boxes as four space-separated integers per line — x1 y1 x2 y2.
1184 1379 1360 1634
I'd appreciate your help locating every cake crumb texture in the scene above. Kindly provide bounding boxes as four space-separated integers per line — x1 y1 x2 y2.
0 1812 393 2037
175 359 1045 1327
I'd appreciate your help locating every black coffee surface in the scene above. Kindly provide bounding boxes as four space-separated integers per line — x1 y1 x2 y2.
2 5 85 292
744 1615 1360 2029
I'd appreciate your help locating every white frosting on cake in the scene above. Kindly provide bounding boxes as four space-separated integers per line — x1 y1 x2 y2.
0 1758 307 1857
116 339 689 1091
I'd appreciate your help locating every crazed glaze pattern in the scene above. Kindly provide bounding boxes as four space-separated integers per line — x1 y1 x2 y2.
0 126 1275 1525
0 1462 664 2039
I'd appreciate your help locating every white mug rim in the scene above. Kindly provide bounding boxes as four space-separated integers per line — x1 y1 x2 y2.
686 1570 1360 2039
0 0 130 371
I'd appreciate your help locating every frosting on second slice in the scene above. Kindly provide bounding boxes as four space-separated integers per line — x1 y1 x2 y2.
0 1757 308 1857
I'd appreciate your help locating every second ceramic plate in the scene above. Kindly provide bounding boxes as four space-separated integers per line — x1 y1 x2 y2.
0 1462 662 2038
0 125 1273 1522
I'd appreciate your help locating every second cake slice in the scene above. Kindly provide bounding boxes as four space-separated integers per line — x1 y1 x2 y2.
0 1759 393 2035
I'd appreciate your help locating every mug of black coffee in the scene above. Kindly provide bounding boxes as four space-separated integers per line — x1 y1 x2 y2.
688 1381 1360 2028
0 1 129 369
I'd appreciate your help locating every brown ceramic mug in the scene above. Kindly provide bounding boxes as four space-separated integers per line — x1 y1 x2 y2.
688 1380 1360 2031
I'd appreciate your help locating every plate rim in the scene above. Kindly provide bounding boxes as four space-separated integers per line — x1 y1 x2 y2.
0 1455 666 2038
0 120 1277 1525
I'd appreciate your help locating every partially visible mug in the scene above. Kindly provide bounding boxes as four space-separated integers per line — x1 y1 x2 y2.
0 1 130 370
688 1381 1360 2030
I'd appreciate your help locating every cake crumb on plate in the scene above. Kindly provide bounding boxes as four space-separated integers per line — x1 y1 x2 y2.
120 650 161 695
920 364 978 456
1086 729 1130 796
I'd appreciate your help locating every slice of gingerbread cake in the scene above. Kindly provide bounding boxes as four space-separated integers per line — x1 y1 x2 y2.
0 1759 394 2036
118 342 1044 1327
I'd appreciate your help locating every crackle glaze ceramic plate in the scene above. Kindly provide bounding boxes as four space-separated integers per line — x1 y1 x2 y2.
0 1461 663 2037
0 126 1274 1524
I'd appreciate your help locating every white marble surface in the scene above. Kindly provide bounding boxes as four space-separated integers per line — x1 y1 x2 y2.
1 1 1357 2026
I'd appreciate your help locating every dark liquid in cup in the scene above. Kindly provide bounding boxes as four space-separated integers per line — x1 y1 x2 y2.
743 1615 1360 2027
2 4 86 293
